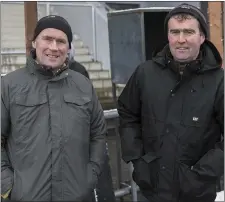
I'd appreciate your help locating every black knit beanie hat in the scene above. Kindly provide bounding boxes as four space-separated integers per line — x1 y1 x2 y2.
164 3 208 38
32 15 73 48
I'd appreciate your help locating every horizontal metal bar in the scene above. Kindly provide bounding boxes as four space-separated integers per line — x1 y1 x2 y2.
114 186 131 198
104 109 118 119
108 7 175 16
1 50 26 55
109 6 175 13
114 185 140 198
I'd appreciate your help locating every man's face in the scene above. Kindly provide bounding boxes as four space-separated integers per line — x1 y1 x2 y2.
33 28 69 69
168 16 205 62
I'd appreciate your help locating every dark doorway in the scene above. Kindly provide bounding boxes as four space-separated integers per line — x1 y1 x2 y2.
108 9 171 84
144 11 169 60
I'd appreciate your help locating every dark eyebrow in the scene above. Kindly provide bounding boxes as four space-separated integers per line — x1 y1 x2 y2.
170 29 179 32
42 35 54 40
169 28 196 32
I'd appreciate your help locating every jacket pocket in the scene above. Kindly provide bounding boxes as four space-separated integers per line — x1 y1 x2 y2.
63 94 91 120
15 93 47 106
132 152 160 192
63 94 91 106
193 148 224 180
13 93 47 143
63 94 91 142
179 163 217 202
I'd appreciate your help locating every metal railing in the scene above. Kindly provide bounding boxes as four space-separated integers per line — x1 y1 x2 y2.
104 109 139 201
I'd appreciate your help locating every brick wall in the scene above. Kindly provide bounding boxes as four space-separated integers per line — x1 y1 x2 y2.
208 2 224 59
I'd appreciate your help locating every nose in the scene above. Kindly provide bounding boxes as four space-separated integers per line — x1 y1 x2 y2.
178 32 186 43
49 40 58 50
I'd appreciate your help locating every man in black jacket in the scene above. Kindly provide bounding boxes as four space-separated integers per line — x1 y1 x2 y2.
117 3 224 202
69 59 90 78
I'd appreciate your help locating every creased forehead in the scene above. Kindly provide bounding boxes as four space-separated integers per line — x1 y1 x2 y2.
39 28 68 38
168 15 201 31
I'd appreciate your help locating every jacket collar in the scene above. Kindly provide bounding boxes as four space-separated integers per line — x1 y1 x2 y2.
166 48 203 79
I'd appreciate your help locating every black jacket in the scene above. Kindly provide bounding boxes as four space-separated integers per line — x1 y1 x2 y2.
69 59 89 79
117 40 224 202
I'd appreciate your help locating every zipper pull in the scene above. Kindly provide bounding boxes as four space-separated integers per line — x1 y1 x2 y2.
180 70 183 80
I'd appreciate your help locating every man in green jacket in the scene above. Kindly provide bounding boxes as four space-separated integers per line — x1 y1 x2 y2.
1 15 107 201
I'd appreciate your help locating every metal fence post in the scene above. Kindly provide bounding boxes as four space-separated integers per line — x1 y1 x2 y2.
115 126 123 202
46 2 50 15
0 1 1 68
91 5 97 61
129 163 138 201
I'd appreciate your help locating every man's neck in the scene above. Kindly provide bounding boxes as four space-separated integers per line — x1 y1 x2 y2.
34 59 68 77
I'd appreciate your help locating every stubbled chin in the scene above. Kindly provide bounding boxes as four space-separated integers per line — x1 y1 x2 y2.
47 57 59 62
39 56 65 69
43 62 61 69
46 58 59 64
175 52 189 58
174 53 190 60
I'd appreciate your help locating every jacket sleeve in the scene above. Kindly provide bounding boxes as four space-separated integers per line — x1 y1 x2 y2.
89 86 107 178
193 77 224 180
1 77 13 197
117 66 144 163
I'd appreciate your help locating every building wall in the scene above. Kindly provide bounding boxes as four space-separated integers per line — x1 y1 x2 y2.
208 2 224 58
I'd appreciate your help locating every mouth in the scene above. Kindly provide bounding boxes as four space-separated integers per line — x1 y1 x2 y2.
46 54 59 59
176 47 189 50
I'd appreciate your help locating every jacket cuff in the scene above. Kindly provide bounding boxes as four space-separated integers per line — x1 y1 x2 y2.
1 188 12 199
